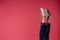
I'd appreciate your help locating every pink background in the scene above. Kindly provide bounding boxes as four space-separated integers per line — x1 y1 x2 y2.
0 0 60 40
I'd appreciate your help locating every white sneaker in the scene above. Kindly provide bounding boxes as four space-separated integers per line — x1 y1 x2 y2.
45 9 51 17
40 8 46 16
40 8 51 17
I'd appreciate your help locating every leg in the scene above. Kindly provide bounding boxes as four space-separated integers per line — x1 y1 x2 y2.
40 8 51 40
45 23 50 40
44 9 51 40
40 17 46 40
40 8 48 40
40 23 45 40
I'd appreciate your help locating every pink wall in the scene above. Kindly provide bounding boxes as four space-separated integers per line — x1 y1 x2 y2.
0 0 60 40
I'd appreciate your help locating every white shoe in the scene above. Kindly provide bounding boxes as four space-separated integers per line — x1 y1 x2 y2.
45 9 51 17
40 8 46 16
40 8 51 17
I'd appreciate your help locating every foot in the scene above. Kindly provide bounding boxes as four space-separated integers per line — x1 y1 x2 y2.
45 9 51 17
40 8 51 17
40 8 46 16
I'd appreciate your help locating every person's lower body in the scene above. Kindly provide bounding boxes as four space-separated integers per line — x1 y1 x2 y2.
39 8 51 40
40 23 50 40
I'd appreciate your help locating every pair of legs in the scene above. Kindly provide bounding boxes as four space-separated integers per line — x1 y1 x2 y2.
40 8 51 40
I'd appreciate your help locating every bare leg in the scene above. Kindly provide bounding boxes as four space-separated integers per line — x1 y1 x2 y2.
42 16 48 23
47 16 51 23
